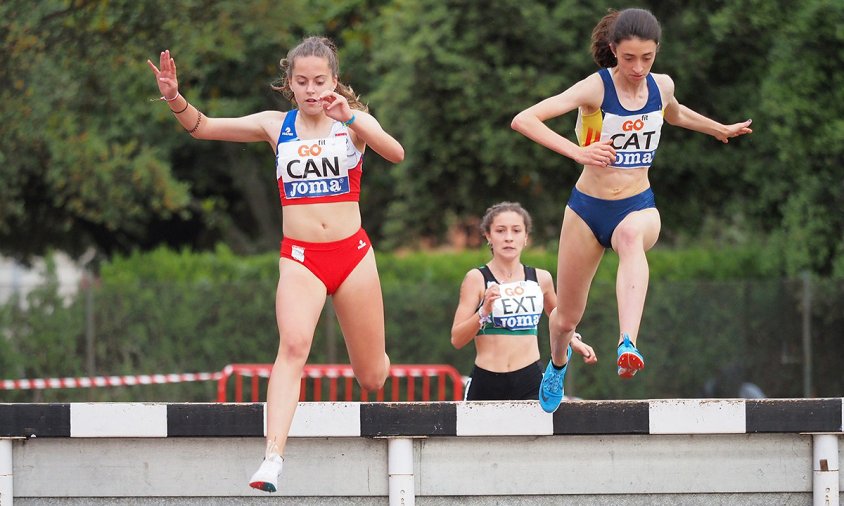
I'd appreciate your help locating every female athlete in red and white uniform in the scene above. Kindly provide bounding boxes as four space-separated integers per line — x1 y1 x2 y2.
149 36 404 492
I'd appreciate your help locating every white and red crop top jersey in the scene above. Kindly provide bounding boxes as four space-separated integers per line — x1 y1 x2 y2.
575 68 664 170
275 109 364 206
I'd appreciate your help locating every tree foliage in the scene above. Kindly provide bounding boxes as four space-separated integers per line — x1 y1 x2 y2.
369 0 606 247
0 0 309 259
1 0 842 275
368 0 843 273
750 0 844 274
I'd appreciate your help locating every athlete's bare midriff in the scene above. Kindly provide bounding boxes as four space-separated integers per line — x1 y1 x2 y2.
474 334 541 373
576 165 652 200
282 201 362 242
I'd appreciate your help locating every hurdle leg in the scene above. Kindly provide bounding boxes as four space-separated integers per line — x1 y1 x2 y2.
0 439 12 506
388 437 414 506
813 434 840 506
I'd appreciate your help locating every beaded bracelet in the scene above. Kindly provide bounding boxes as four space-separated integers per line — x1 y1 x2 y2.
187 111 203 134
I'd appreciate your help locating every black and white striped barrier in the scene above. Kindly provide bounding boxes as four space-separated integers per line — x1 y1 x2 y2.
0 399 841 505
2 398 840 438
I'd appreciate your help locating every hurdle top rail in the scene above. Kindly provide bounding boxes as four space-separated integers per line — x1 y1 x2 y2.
0 398 840 438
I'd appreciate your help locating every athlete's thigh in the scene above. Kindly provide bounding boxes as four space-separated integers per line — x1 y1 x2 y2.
331 249 386 369
276 258 328 344
611 207 661 252
556 206 605 316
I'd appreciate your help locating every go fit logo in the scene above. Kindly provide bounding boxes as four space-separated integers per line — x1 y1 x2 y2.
622 118 647 131
297 143 324 157
502 285 527 297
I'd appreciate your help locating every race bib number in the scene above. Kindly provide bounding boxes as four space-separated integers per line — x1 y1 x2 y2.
491 281 543 331
277 136 349 199
601 112 663 169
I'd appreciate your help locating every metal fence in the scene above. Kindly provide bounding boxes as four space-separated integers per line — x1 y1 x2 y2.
216 363 464 402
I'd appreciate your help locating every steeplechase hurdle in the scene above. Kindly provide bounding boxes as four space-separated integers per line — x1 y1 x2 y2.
0 398 841 505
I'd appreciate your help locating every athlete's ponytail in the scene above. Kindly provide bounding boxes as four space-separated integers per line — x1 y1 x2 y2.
591 10 620 68
591 8 661 68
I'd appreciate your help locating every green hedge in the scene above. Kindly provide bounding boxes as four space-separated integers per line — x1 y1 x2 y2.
5 245 837 403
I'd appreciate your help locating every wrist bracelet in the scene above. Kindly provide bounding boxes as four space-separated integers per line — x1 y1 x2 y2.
171 101 189 114
187 111 203 134
342 114 356 127
161 92 181 102
478 308 492 328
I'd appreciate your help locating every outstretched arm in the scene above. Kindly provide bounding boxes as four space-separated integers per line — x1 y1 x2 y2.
147 49 279 145
660 76 753 143
665 101 753 143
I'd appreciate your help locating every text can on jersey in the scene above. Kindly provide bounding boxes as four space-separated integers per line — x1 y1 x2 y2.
277 137 351 199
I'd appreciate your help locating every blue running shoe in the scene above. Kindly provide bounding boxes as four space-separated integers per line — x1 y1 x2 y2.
617 333 644 379
538 345 573 413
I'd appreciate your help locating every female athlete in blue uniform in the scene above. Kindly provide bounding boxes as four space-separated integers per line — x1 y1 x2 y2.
511 8 752 413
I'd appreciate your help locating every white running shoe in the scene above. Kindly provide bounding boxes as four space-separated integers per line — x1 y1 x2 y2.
249 454 283 492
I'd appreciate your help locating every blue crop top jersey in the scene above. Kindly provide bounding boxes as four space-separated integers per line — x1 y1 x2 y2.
575 68 665 169
275 109 364 206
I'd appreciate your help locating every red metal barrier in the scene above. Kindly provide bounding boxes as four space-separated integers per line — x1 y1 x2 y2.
217 363 465 402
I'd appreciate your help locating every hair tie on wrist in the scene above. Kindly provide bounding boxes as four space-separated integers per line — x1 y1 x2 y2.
478 308 492 328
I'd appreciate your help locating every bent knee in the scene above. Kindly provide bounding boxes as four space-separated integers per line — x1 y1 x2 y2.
612 224 646 252
613 211 660 252
549 314 578 336
358 372 388 392
357 362 389 391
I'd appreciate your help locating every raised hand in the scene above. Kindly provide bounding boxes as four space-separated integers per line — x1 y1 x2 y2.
147 49 180 101
480 283 501 317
